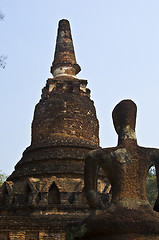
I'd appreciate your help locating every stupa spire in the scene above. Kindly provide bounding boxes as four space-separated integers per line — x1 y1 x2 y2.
51 19 81 77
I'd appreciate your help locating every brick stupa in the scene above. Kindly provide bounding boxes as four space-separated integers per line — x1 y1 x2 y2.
0 20 108 240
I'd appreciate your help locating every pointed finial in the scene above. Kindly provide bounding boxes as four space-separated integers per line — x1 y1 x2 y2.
51 19 81 77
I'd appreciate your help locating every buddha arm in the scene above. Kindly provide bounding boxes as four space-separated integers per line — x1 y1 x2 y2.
84 148 111 208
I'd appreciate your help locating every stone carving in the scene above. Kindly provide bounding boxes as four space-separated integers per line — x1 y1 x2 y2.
79 99 159 239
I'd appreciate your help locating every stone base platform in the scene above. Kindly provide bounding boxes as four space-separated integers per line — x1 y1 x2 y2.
71 204 159 240
80 234 159 240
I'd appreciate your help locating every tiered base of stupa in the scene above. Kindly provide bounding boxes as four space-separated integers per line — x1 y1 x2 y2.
0 208 89 240
73 203 159 240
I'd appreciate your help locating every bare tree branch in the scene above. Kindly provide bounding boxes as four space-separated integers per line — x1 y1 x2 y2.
0 9 4 20
0 8 7 69
0 56 7 69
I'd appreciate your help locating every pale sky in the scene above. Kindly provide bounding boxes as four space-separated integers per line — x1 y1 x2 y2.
1 0 159 175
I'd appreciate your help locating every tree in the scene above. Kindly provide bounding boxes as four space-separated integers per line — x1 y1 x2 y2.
146 167 158 207
0 171 7 186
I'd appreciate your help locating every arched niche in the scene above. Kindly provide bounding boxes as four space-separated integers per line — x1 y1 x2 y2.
68 192 75 204
48 182 60 204
24 183 33 204
1 184 9 205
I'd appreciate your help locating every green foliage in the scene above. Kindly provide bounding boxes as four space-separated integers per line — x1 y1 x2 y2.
0 170 7 186
66 224 87 240
146 167 158 207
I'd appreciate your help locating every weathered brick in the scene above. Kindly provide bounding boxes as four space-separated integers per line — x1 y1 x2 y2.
0 19 108 240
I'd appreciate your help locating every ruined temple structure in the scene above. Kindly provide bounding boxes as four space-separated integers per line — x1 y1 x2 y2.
74 100 159 240
1 19 159 240
0 20 109 239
